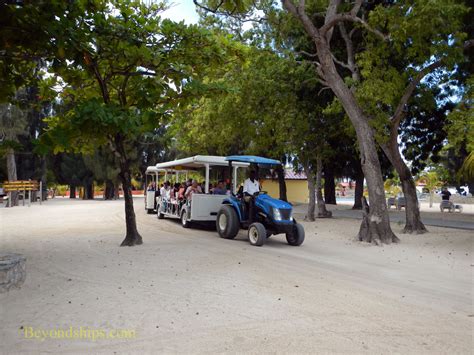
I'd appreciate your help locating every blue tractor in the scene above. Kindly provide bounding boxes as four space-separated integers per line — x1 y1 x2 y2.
216 155 305 247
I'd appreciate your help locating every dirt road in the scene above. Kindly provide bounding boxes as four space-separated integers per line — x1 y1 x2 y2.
1 198 472 353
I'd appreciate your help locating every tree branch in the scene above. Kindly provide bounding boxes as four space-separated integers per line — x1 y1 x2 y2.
350 0 363 17
390 61 444 141
282 0 320 39
338 22 359 82
331 53 351 70
324 0 341 43
320 13 389 41
389 38 472 142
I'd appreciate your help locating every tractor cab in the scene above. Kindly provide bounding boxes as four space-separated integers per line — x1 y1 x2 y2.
216 155 305 247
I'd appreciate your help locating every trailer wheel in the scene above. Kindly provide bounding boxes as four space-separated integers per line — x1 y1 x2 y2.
157 204 164 219
216 205 239 239
248 222 266 246
181 209 190 228
286 223 305 246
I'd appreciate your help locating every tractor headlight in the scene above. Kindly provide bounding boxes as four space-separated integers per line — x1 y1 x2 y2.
273 207 282 221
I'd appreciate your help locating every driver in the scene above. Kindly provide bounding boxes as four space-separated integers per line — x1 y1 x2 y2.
243 170 260 222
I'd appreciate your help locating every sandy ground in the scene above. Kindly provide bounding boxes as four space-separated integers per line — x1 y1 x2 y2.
0 198 473 354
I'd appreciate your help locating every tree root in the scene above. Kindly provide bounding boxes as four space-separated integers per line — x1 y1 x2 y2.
317 210 333 218
402 224 428 234
120 233 143 247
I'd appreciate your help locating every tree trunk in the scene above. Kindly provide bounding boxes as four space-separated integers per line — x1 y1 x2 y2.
382 144 427 234
304 164 316 221
40 156 47 201
429 191 434 208
115 136 142 246
6 148 18 207
114 184 120 200
104 180 115 200
323 166 337 204
352 170 364 210
316 157 332 218
281 2 398 244
276 165 288 202
82 182 94 200
317 41 397 243
69 185 76 199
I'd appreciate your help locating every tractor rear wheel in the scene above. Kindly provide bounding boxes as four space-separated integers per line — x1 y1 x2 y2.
216 205 239 239
248 222 266 246
286 223 305 246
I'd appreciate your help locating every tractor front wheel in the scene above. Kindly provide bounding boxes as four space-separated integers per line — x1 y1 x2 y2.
216 205 239 239
248 222 266 246
286 223 305 246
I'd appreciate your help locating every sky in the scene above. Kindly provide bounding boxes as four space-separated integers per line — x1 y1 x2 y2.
160 0 200 24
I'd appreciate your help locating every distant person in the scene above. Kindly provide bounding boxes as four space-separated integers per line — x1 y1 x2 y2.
441 187 451 201
213 180 227 195
185 180 202 201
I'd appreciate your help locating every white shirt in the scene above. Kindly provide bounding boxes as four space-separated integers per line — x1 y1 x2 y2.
243 178 260 195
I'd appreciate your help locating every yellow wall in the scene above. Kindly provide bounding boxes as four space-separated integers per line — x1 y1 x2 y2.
261 179 308 204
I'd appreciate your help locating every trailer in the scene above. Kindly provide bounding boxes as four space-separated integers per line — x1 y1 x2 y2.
153 155 249 227
144 166 168 213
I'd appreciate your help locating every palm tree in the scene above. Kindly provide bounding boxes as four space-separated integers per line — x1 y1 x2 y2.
418 172 442 208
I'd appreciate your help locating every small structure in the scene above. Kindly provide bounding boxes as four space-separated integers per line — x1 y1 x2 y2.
261 170 308 204
0 253 26 293
3 180 42 207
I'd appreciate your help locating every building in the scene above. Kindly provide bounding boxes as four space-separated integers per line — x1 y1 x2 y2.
261 170 308 204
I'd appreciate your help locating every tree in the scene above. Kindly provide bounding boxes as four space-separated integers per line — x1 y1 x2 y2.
195 0 472 243
35 1 239 246
418 171 442 208
175 47 298 200
0 102 26 206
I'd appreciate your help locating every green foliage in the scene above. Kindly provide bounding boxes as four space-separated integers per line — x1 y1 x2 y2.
384 173 401 197
32 0 243 158
418 170 443 192
356 0 469 142
446 76 474 153
174 47 299 158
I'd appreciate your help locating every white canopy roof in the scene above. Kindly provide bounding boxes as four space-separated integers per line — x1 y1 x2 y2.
155 155 249 170
145 166 169 174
